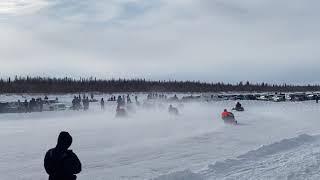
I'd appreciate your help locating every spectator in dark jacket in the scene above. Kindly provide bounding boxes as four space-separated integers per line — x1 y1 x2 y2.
44 131 82 180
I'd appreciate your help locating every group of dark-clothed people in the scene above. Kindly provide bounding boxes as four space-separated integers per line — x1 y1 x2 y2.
147 93 167 100
71 96 82 110
71 95 90 111
18 97 56 113
72 94 138 111
108 96 116 101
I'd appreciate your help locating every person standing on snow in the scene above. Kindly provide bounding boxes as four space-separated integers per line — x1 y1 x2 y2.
100 98 105 110
44 131 82 180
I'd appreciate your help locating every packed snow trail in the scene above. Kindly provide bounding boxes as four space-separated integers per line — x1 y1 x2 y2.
1 94 320 179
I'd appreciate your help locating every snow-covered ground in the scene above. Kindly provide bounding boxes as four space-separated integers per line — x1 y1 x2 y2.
1 94 320 180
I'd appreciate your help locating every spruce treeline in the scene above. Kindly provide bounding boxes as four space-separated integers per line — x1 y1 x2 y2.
0 76 319 93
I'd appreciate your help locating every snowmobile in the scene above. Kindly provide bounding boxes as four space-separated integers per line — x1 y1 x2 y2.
222 113 237 125
232 106 244 112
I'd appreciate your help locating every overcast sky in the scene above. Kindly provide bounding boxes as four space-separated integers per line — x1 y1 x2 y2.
0 0 319 83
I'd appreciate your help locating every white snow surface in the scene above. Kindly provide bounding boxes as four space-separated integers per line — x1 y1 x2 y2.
1 94 320 180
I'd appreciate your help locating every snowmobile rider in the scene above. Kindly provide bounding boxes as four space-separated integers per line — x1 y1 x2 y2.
221 109 234 119
236 102 242 109
44 131 82 180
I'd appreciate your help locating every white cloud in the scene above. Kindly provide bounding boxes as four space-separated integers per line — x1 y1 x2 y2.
1 0 320 83
0 0 48 15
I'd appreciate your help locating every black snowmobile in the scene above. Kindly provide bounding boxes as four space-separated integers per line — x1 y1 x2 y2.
232 106 244 112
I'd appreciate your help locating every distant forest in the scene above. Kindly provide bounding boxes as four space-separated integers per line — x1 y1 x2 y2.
0 76 320 93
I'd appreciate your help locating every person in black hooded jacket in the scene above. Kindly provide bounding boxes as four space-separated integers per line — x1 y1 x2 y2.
44 131 82 180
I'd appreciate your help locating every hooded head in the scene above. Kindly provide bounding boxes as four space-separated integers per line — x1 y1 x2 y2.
56 131 72 150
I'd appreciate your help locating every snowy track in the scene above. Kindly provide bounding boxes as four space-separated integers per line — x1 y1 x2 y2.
1 95 320 179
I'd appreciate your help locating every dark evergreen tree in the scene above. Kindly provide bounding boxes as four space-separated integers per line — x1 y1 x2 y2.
0 76 319 93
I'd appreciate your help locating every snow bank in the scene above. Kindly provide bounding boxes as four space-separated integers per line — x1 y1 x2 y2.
206 134 316 175
154 134 318 180
237 134 315 160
